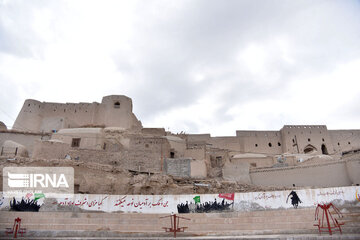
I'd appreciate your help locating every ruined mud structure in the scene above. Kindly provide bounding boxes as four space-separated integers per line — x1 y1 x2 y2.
1 95 360 195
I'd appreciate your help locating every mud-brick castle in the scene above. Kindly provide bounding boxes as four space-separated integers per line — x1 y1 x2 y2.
1 95 359 188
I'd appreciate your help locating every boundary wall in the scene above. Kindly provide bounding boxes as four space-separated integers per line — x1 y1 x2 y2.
250 159 360 187
1 186 359 214
0 131 50 157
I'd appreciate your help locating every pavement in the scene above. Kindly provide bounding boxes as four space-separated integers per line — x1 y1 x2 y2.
1 234 359 240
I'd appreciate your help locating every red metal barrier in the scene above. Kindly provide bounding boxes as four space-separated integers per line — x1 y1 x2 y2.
160 214 190 238
314 203 344 235
5 217 26 238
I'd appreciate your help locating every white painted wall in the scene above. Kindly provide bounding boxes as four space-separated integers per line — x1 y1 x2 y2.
1 186 359 213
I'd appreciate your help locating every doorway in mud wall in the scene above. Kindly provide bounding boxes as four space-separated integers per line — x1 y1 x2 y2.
321 144 328 155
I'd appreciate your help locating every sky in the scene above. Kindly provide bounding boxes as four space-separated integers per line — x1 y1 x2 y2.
0 0 360 136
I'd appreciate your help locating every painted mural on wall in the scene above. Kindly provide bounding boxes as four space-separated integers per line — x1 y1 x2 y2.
8 193 45 212
177 193 234 213
10 198 41 212
0 186 359 214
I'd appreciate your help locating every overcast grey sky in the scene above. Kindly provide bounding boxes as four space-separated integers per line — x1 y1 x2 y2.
1 0 360 136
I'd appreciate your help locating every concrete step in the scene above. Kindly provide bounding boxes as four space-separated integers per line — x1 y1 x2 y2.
1 207 359 238
0 208 316 218
2 232 360 239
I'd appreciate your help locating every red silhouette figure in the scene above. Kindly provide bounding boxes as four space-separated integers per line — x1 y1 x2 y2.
314 203 344 235
160 214 190 238
6 217 26 238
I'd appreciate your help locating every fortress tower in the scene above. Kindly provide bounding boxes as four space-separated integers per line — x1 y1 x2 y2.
13 95 142 133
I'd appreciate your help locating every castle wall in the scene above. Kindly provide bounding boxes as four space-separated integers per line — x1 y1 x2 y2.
186 126 360 158
250 160 354 187
13 95 142 133
186 134 211 146
236 131 282 154
280 125 334 154
12 99 43 132
328 130 360 154
96 95 141 130
209 136 240 151
8 94 360 159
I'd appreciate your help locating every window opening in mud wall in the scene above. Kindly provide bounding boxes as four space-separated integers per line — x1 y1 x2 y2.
114 101 120 108
170 151 175 158
216 156 222 166
321 144 328 155
71 138 81 148
304 144 316 154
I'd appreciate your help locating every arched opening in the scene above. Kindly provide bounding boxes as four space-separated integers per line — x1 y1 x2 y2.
304 144 317 154
114 102 120 108
321 144 328 155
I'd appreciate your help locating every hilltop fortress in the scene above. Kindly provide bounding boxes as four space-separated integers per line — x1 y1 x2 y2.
0 95 359 193
13 95 142 132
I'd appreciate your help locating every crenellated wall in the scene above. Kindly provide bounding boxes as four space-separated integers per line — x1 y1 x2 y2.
187 125 360 158
280 125 334 155
13 95 142 133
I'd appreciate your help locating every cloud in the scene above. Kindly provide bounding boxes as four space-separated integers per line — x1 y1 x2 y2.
0 0 360 135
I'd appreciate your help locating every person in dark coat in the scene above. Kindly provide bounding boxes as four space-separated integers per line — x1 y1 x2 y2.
286 184 302 208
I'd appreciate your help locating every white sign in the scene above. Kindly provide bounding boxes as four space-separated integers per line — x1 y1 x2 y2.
3 167 74 198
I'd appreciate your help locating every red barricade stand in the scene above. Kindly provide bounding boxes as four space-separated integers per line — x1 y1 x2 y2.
5 217 26 238
160 214 190 238
314 203 344 235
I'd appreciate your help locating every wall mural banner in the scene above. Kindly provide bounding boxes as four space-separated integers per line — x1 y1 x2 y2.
0 186 359 214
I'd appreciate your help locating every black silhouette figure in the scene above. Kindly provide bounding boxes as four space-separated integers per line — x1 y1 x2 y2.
10 197 41 212
177 199 233 213
286 190 302 208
